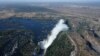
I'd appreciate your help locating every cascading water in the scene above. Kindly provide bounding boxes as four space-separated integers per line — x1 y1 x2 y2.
0 18 69 56
38 19 69 56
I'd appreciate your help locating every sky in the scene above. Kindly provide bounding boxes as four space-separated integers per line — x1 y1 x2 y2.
0 0 100 2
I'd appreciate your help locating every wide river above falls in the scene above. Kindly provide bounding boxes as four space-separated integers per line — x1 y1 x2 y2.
0 17 58 42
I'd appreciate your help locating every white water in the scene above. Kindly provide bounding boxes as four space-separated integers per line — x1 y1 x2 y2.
38 19 69 50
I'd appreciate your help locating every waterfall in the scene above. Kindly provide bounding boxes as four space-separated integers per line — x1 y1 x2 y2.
38 19 69 56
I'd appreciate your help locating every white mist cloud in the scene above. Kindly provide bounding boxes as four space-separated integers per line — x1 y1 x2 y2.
38 19 69 49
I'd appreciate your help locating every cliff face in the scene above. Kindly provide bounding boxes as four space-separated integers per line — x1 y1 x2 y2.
65 17 100 56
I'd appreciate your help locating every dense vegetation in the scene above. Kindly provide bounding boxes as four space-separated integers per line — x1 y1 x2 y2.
45 32 74 56
0 29 37 56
